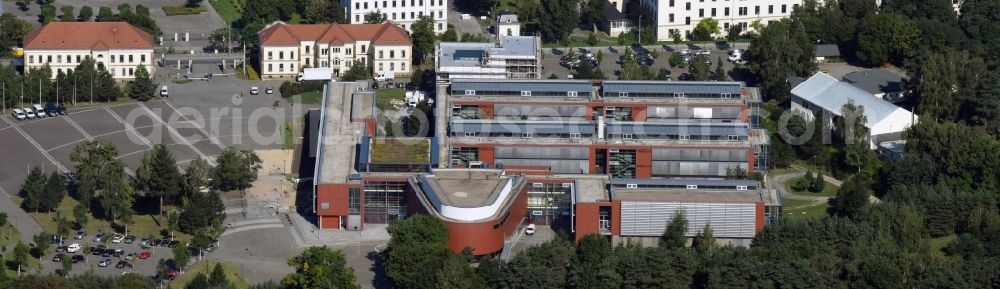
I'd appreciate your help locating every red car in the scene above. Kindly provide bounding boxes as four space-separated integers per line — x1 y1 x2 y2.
138 251 151 260
167 269 178 280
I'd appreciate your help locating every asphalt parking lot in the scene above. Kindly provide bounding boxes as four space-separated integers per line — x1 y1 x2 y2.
0 100 224 196
540 44 749 81
39 235 178 278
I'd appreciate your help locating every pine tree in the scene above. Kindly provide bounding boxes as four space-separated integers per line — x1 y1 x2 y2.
100 161 134 224
19 167 47 212
128 65 157 101
208 263 229 288
660 211 688 248
136 144 181 216
812 171 826 192
692 224 716 254
41 171 66 212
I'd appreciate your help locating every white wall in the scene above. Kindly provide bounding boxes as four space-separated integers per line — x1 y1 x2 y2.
640 0 804 41
342 0 448 33
24 48 154 80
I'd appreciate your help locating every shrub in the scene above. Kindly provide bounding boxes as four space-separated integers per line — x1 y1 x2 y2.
278 81 324 98
162 5 206 16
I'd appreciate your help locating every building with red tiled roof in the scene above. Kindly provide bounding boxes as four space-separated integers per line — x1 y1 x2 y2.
258 21 412 80
23 22 155 80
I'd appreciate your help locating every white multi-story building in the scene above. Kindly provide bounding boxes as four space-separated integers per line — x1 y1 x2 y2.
341 0 448 33
638 0 804 41
258 21 412 80
23 22 155 80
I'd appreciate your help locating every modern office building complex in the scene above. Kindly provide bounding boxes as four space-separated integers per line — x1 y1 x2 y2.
258 21 412 80
435 14 542 82
311 78 777 256
23 22 155 80
340 0 448 33
637 0 804 41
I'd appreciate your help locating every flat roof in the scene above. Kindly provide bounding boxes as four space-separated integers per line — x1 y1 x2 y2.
350 92 375 119
614 189 763 203
315 82 368 184
602 81 744 95
842 69 906 95
438 36 538 68
451 120 597 135
451 79 592 93
413 169 526 222
606 122 749 136
575 178 609 203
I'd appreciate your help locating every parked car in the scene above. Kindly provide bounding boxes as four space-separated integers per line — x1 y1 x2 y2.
71 255 85 263
697 49 711 56
112 249 124 258
139 237 150 247
32 104 46 118
101 249 111 258
110 234 124 244
93 231 105 242
124 235 135 244
150 239 161 247
250 87 259 95
12 108 26 120
138 251 151 260
52 254 65 262
265 87 274 94
115 260 129 269
525 224 536 235
23 107 36 119
167 269 178 280
98 258 111 267
66 243 81 253
74 230 86 240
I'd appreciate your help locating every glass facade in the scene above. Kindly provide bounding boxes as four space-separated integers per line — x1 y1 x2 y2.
363 182 407 224
348 188 361 214
526 183 572 226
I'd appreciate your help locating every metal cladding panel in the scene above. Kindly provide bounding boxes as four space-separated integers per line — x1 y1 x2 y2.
602 81 743 95
450 121 596 134
651 149 749 162
494 159 588 174
606 123 748 136
619 202 757 238
647 107 741 119
494 104 587 118
451 80 593 93
651 161 748 176
494 146 589 160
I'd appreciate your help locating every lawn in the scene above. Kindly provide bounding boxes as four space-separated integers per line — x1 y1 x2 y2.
783 177 839 197
375 88 406 111
14 196 192 243
169 261 249 289
290 91 323 105
173 79 193 85
783 203 830 220
0 223 22 252
929 235 957 254
209 0 242 24
163 5 207 16
780 198 815 208
370 138 430 163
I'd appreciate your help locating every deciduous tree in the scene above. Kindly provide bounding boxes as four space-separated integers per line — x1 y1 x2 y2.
284 246 360 289
660 211 688 248
363 10 386 23
212 147 262 191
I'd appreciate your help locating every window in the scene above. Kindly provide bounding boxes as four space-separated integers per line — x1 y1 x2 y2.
520 91 531 96
567 91 578 97
356 14 361 22
129 55 133 63
140 55 145 63
57 55 62 63
364 2 368 9
465 90 476 95
570 133 581 138
781 4 787 13
279 51 284 59
401 63 406 71
121 68 126 76
279 64 284 72
679 135 690 140
521 132 533 138
724 22 730 29
291 51 295 59
669 0 674 6
268 51 273 60
129 68 134 76
305 46 310 53
392 12 396 20
119 55 124 63
390 63 395 71
755 6 760 14
361 45 367 53
29 55 33 63
333 48 341 53
438 11 443 18
725 7 730 16
268 64 273 72
737 185 748 190
291 64 295 71
623 134 633 139
699 9 704 17
711 8 716 16
728 135 740 140
626 184 638 189
686 185 698 189
465 132 477 137
669 14 674 22
685 2 691 10
686 17 691 25
320 202 330 209
109 55 114 63
379 51 384 58
392 0 397 7
768 5 773 14
390 50 395 58
347 48 352 55
618 92 628 97
356 2 359 9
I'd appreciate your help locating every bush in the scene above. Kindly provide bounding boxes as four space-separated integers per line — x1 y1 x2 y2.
162 5 206 16
278 81 324 98
811 172 826 192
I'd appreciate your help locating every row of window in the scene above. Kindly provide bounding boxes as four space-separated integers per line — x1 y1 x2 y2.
616 183 753 190
353 10 445 23
376 62 406 72
377 50 406 59
453 132 594 139
28 53 147 65
455 90 591 98
608 133 745 141
669 4 788 24
354 0 445 10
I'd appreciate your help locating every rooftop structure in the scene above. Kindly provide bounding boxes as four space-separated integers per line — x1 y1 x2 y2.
436 36 541 81
791 72 918 143
814 44 842 59
843 69 907 102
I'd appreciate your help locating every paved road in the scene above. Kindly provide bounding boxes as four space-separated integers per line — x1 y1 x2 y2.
0 187 43 246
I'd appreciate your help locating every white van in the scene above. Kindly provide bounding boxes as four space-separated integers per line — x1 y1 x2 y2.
160 86 168 97
12 108 26 120
32 104 45 118
23 107 36 119
374 71 395 82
